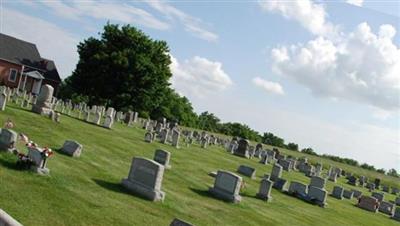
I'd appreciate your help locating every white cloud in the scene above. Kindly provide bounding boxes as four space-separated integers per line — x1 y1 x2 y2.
170 55 232 98
346 0 364 7
271 22 400 111
252 77 284 95
3 7 79 78
146 1 218 42
259 0 337 37
35 0 170 30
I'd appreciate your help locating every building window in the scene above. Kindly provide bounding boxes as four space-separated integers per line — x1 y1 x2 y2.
8 69 18 82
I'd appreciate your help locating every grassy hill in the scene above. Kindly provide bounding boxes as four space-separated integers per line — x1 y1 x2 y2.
0 103 399 226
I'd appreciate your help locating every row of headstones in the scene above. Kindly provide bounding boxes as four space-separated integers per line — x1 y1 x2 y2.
346 174 399 195
0 86 38 111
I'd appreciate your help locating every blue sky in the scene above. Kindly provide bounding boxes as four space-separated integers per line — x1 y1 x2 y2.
1 0 399 171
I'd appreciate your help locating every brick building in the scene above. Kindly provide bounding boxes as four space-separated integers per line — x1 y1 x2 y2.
0 33 61 95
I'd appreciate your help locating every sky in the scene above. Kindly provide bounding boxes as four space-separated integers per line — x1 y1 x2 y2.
0 0 399 171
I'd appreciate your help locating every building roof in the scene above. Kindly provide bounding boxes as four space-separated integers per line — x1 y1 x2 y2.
0 33 61 82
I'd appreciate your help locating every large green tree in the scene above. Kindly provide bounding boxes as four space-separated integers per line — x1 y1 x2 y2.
62 23 172 116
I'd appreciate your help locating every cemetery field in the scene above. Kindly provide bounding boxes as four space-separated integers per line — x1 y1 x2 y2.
0 104 399 226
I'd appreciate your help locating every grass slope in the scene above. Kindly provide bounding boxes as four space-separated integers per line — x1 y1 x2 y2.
0 104 399 226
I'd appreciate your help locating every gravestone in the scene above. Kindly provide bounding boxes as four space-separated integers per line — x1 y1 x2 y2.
328 172 337 182
395 197 400 206
256 178 273 201
347 176 357 186
279 159 291 172
31 84 53 115
84 111 91 122
309 176 326 190
0 129 17 152
351 189 362 199
270 163 283 181
357 196 379 212
379 201 395 215
124 111 134 126
382 185 389 193
374 178 381 190
153 149 171 169
259 155 268 165
60 140 83 157
393 207 400 221
160 129 169 144
237 165 256 179
371 192 384 202
304 165 315 177
308 186 327 207
343 190 354 199
233 139 250 158
27 146 51 175
0 92 7 111
121 157 165 201
144 132 153 143
171 129 180 148
366 182 375 191
103 115 114 129
169 218 194 226
331 186 344 199
209 170 242 203
0 208 23 226
200 137 208 148
392 187 399 195
288 181 308 198
272 178 287 191
93 112 101 125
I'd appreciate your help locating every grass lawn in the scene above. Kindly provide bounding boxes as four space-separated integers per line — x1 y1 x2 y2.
0 104 399 226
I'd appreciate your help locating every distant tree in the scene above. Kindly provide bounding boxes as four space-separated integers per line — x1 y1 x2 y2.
198 111 220 132
61 23 172 117
360 163 376 171
387 168 399 177
376 168 386 174
219 122 261 141
262 132 285 147
301 147 318 156
287 142 299 151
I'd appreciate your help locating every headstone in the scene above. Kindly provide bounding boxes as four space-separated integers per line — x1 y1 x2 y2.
308 186 327 207
209 170 242 203
60 140 83 157
144 132 153 143
0 208 23 226
379 201 395 215
371 192 384 202
160 129 169 144
358 196 379 212
382 185 389 193
0 92 7 111
393 207 400 221
233 139 250 158
328 172 337 182
153 149 171 169
374 178 381 190
121 157 165 201
256 178 273 201
272 178 287 191
237 165 256 179
270 163 283 182
124 111 134 126
31 84 53 115
279 159 291 172
395 197 400 205
351 189 362 199
103 115 114 129
331 186 344 199
309 176 326 190
169 218 194 226
0 129 17 152
93 111 101 125
347 176 357 186
288 181 308 198
343 190 354 199
27 146 51 175
171 129 180 148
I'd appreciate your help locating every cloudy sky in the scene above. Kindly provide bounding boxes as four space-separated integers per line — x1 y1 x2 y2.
1 0 399 170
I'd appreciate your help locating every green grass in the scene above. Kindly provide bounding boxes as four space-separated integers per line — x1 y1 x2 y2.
0 104 399 226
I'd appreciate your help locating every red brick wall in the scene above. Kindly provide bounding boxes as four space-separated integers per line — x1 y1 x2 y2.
0 60 23 88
